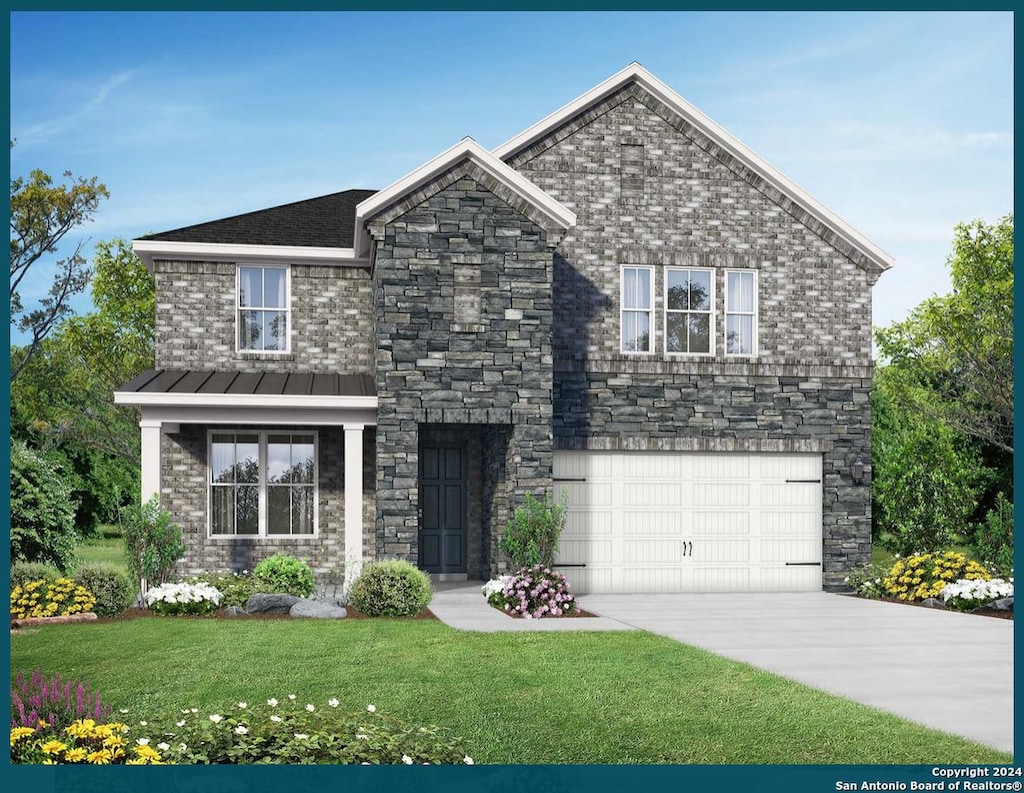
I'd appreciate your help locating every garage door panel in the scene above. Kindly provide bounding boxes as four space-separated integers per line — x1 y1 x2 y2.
695 483 751 507
694 511 749 535
559 538 611 564
695 455 750 480
696 540 750 563
623 539 685 563
621 511 686 535
760 539 821 563
563 509 613 536
760 512 817 536
762 483 820 508
624 482 685 507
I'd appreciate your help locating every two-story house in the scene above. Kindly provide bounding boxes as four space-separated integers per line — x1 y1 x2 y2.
115 63 892 593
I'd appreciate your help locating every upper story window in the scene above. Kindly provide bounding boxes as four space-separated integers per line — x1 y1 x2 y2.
621 266 653 354
238 266 289 352
665 268 713 355
725 269 757 356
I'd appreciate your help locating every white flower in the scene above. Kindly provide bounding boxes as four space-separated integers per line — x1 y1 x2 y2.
237 702 248 709
356 733 369 740
328 698 339 708
136 738 150 746
178 743 187 752
402 754 413 765
190 708 198 713
267 698 278 707
209 714 223 723
119 708 129 714
270 715 282 723
306 704 315 712
366 704 376 713
464 755 474 765
288 694 297 700
235 725 248 735
139 720 148 726
180 709 190 714
294 733 309 740
176 720 186 728
157 742 170 751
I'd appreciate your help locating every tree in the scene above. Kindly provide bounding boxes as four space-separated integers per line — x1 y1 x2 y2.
10 153 109 381
10 440 80 572
874 215 1013 455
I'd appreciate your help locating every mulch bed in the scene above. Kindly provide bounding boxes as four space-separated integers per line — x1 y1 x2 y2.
89 607 437 622
844 594 1013 620
491 605 598 619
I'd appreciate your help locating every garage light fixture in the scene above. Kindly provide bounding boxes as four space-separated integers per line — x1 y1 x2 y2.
851 459 865 485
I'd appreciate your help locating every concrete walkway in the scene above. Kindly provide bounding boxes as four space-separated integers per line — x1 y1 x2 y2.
429 584 1013 752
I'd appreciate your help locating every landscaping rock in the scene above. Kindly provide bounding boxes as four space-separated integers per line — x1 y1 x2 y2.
220 606 247 617
919 598 947 609
245 593 303 614
290 599 348 619
983 597 1013 612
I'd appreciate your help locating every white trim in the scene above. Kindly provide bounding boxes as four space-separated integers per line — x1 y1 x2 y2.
664 266 715 357
344 424 365 565
207 429 320 538
235 264 291 354
724 269 759 357
132 239 369 272
138 405 377 427
494 63 893 273
353 136 577 256
140 420 162 505
620 264 654 355
115 391 377 410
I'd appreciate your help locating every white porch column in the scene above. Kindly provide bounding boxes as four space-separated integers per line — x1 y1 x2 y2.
140 418 162 504
344 424 365 564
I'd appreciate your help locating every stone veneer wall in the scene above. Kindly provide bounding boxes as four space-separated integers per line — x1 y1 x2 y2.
505 83 880 589
153 260 374 373
160 425 375 576
370 167 556 567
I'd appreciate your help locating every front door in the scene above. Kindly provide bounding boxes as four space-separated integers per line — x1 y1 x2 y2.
419 444 466 574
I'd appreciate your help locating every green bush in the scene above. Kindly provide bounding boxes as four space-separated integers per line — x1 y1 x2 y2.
348 560 433 617
499 490 567 568
73 564 136 617
10 440 80 573
842 561 889 598
10 562 60 588
972 493 1013 577
120 495 186 587
189 570 260 608
253 555 315 597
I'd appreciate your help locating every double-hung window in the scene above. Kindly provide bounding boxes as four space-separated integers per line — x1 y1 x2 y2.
665 267 713 355
209 431 317 536
238 266 289 352
725 270 757 356
621 266 653 353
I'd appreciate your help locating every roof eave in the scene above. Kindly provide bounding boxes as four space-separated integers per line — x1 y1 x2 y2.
132 239 370 271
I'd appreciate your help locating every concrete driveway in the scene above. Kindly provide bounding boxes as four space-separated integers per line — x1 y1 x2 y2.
578 592 1014 753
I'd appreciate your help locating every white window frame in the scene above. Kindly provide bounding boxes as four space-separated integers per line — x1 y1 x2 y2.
235 264 291 354
207 429 319 538
620 265 654 355
664 267 715 356
724 269 758 357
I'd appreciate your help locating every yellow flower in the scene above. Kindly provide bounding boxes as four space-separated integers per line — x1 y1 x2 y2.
40 739 68 755
63 747 88 763
103 735 126 750
66 718 97 738
87 749 114 765
133 744 162 762
10 726 36 742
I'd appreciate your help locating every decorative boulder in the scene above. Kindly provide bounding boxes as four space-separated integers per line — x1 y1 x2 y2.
984 597 1014 612
919 598 947 609
245 593 303 614
290 599 348 619
220 606 247 617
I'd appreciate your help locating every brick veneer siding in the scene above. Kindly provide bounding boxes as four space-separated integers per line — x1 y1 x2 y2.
160 425 374 576
507 84 877 589
153 260 374 373
369 167 556 569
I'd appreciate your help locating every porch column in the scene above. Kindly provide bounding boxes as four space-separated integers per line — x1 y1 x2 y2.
140 418 162 504
344 424 365 564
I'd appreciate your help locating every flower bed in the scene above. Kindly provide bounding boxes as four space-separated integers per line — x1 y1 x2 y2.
483 567 583 619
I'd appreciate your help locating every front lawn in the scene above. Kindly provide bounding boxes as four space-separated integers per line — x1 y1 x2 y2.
73 525 128 574
9 617 1009 764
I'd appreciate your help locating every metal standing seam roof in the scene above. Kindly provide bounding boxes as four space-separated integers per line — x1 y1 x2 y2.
118 369 376 397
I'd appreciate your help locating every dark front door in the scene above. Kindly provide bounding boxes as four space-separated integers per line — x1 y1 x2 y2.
419 444 466 574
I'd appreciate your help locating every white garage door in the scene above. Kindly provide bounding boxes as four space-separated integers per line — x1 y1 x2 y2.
553 451 823 593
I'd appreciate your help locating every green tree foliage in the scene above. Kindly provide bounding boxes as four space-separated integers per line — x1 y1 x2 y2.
10 440 80 573
10 154 109 381
120 495 186 590
499 490 568 569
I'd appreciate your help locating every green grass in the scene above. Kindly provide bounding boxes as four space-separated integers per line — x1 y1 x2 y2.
73 525 128 574
10 618 1010 764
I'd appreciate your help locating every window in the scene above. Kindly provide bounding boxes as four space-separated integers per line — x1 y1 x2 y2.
209 431 316 536
621 266 653 353
237 266 289 352
665 268 713 355
725 270 757 355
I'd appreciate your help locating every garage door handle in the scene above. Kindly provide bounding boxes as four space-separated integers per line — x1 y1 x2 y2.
785 562 822 566
786 479 821 483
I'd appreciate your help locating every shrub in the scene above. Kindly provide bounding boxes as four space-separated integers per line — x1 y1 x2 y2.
145 582 222 616
146 697 473 765
10 669 110 731
73 564 136 617
940 577 1014 612
10 719 162 765
253 554 316 597
843 561 889 599
188 570 259 608
10 578 96 620
486 565 578 619
499 490 568 568
10 562 60 589
120 495 186 589
881 552 991 602
348 560 433 617
10 440 79 573
972 493 1014 577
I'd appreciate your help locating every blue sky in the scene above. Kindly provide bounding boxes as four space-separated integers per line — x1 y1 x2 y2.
9 11 1014 347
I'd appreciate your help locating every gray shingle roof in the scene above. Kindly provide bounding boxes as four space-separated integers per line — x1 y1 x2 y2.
119 369 375 397
140 189 377 248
